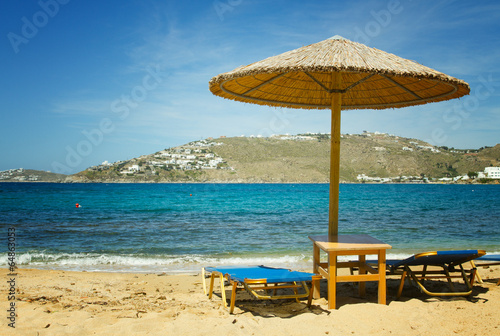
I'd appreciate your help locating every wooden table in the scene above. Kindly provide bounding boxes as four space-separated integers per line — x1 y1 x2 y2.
309 234 392 309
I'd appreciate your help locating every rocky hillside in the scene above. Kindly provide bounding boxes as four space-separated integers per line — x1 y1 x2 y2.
68 133 500 183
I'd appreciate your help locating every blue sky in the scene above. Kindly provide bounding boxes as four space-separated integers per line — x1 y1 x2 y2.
1 0 499 174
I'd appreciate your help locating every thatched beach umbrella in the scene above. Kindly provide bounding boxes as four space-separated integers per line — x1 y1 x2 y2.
209 36 469 236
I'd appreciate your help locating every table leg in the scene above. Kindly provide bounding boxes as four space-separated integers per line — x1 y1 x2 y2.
327 251 337 309
312 243 321 299
378 250 387 305
358 254 366 297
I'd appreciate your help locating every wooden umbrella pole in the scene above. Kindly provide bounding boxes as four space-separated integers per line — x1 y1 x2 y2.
328 73 342 236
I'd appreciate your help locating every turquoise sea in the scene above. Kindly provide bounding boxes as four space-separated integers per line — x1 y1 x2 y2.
1 183 499 273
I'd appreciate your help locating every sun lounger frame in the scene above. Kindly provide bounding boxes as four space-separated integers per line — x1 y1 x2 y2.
202 266 322 314
386 250 486 298
470 254 500 286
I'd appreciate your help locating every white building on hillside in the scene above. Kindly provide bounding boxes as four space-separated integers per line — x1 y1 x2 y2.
484 167 500 179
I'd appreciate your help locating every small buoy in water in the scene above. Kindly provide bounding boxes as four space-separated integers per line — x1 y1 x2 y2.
189 194 193 197
76 203 81 208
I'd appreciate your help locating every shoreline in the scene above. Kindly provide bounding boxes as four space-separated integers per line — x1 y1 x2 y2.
1 267 499 335
1 180 498 185
7 249 500 275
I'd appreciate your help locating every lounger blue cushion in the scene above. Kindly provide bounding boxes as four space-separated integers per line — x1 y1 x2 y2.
205 265 316 283
476 254 500 262
390 250 484 269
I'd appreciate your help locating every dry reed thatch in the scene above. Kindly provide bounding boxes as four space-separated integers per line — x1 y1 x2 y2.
209 36 470 110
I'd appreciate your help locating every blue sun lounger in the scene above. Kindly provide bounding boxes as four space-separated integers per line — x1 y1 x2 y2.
385 250 486 298
202 265 321 313
470 254 500 285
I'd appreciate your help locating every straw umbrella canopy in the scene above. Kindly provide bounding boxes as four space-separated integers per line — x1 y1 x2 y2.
209 35 470 236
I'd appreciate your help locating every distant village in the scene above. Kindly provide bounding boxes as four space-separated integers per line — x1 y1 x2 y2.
0 168 41 181
356 166 500 184
1 132 499 183
86 138 234 176
345 132 500 183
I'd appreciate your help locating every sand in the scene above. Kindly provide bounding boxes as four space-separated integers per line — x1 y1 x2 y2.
1 266 499 336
